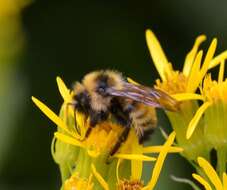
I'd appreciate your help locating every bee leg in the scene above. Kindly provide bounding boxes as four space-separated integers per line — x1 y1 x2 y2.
108 99 132 157
109 125 131 156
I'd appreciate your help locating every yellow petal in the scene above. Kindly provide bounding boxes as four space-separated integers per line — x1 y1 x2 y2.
218 60 225 83
223 173 227 190
91 164 109 190
200 38 217 78
31 96 72 135
183 35 206 76
146 29 170 81
197 157 223 190
143 132 176 190
192 173 212 190
186 102 212 139
186 50 203 92
54 132 84 148
56 76 71 102
189 39 217 93
131 133 143 180
172 93 204 101
142 146 183 153
114 154 156 161
209 50 227 69
127 77 140 85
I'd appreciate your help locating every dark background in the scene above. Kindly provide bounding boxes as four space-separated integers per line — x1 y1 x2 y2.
1 0 227 189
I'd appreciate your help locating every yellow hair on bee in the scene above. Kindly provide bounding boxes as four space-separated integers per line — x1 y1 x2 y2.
73 82 86 94
103 70 124 90
81 70 125 111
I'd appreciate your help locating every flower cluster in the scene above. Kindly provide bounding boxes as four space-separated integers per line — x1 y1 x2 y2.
32 29 227 190
146 29 227 188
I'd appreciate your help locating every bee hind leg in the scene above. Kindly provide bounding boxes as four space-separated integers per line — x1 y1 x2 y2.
109 126 131 156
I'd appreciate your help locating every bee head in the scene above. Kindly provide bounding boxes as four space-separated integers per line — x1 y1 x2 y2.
83 70 124 97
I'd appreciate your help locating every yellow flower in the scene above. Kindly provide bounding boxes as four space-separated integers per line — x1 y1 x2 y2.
91 132 177 190
146 29 227 184
186 60 227 143
145 29 226 160
184 61 227 176
146 29 219 95
32 77 182 190
192 157 227 190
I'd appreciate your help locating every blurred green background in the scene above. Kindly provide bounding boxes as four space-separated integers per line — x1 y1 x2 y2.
1 0 227 189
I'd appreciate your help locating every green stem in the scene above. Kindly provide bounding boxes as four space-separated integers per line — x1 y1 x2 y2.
59 163 70 183
217 148 227 176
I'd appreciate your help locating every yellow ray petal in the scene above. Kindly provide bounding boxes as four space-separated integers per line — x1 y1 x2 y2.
146 29 170 81
186 102 212 139
127 77 140 85
209 50 227 69
114 154 156 161
197 157 223 190
218 60 225 83
91 164 109 190
172 93 204 101
54 132 85 148
31 96 72 135
143 132 176 190
56 76 71 102
183 35 206 76
192 173 212 190
189 39 217 93
186 50 203 92
142 146 183 153
131 133 143 180
223 173 227 190
200 38 217 78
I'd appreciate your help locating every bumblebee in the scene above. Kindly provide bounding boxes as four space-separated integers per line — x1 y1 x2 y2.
70 70 179 155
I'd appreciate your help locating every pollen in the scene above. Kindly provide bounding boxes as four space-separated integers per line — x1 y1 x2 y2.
84 121 124 156
117 179 144 190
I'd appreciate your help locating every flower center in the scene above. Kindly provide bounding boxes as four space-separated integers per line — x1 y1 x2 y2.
155 71 188 94
117 179 144 190
203 75 227 103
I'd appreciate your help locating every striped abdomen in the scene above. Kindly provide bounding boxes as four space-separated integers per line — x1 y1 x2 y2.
129 103 157 144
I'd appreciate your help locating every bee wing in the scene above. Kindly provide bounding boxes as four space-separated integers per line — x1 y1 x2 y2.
107 82 179 112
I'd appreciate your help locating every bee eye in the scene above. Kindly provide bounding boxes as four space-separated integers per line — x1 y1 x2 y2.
98 87 105 93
